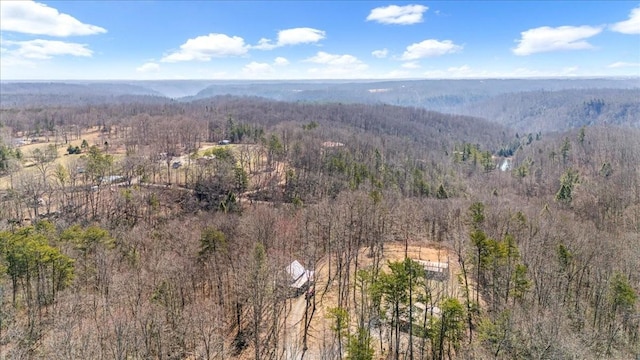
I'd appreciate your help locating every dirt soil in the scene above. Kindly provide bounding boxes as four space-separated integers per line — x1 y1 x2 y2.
0 127 114 189
281 241 465 360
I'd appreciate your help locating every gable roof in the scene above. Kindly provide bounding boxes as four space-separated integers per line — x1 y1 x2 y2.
286 260 306 281
285 260 315 289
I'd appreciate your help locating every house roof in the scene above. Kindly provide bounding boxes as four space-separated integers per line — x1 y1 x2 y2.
321 141 345 148
285 260 315 289
286 260 306 281
416 259 449 273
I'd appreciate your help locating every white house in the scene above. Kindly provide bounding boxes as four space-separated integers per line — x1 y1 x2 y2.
285 260 314 295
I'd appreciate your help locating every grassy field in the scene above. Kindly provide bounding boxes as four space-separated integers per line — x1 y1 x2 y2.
1 129 281 195
0 128 112 189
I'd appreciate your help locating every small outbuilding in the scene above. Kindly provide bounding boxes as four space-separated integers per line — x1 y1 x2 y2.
284 260 315 296
416 259 449 281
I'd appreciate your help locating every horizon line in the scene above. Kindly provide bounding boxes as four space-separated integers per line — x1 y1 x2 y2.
2 76 639 83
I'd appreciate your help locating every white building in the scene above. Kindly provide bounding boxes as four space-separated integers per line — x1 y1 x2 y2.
285 260 314 296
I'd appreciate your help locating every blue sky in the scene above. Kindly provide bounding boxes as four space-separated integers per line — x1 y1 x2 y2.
1 1 639 80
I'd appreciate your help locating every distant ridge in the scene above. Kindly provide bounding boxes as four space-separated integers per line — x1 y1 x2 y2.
2 78 638 132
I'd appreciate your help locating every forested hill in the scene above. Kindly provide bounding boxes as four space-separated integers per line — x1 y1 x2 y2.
457 88 640 132
189 80 640 133
0 82 168 107
194 96 509 151
188 78 640 104
2 79 638 134
1 96 511 192
0 90 639 359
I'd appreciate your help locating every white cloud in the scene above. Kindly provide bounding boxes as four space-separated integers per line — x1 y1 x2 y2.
610 6 640 34
2 39 92 60
424 65 472 78
274 57 289 66
424 67 498 79
305 51 364 66
305 51 368 77
0 46 36 68
0 0 106 37
367 4 428 25
423 70 447 78
371 48 389 58
306 66 366 78
447 65 472 76
401 39 462 60
512 25 603 56
401 61 420 69
279 27 325 46
508 68 543 77
420 65 594 79
254 38 274 50
161 33 248 62
384 70 412 78
136 62 160 73
253 27 325 50
607 61 640 68
243 61 274 75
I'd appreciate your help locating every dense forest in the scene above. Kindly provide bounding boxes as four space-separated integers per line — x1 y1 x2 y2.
0 83 638 360
2 79 639 132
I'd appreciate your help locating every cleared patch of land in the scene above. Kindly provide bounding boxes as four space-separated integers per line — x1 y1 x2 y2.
276 242 466 360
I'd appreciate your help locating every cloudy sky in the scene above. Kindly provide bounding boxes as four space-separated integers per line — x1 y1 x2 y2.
1 1 639 80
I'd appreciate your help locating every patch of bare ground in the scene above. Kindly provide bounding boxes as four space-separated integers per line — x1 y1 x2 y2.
0 127 123 190
274 241 468 360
